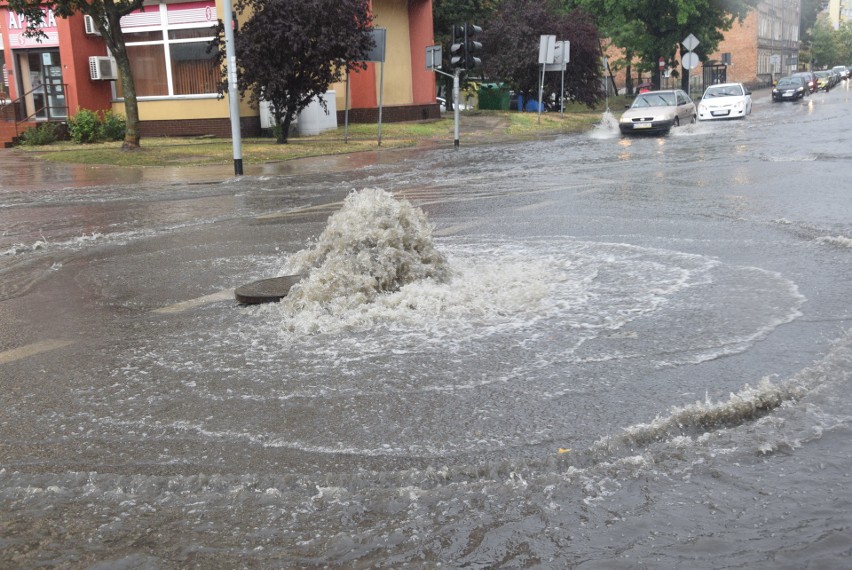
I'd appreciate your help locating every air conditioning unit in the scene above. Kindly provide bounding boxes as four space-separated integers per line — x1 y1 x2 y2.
89 56 118 81
84 15 101 35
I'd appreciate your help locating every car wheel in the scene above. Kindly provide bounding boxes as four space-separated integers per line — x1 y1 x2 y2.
673 117 680 127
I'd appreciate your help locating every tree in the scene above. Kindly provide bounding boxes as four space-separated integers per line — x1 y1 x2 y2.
810 13 841 68
481 0 603 108
9 0 145 150
572 0 758 92
217 0 373 144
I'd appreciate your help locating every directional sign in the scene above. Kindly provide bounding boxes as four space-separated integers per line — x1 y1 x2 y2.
682 33 700 52
682 51 700 70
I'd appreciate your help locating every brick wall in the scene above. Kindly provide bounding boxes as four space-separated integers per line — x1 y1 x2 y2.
707 10 761 87
337 103 440 124
139 117 261 139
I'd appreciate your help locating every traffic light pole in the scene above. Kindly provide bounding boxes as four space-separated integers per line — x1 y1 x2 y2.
453 69 460 148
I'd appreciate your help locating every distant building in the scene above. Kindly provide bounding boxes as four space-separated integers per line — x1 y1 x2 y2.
827 0 852 29
0 0 438 141
704 0 802 87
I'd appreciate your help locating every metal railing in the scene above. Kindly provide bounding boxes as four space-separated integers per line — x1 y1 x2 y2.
0 83 69 137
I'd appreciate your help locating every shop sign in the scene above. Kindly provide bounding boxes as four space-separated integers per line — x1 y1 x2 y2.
3 7 59 47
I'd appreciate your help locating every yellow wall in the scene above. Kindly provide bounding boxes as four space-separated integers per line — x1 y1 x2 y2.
112 96 253 121
334 0 414 110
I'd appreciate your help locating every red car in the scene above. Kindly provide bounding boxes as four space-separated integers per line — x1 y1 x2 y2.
791 71 818 93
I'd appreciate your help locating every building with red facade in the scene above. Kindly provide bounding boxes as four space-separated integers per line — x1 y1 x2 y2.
1 0 437 146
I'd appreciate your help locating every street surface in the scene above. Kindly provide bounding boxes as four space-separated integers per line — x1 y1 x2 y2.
1 85 851 567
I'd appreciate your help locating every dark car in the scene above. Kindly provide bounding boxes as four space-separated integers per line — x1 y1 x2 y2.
791 71 818 93
772 76 808 101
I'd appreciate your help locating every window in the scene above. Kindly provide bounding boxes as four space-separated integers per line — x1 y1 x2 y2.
117 1 218 99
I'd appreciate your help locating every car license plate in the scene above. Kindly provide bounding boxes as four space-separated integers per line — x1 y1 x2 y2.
633 122 652 129
711 110 729 116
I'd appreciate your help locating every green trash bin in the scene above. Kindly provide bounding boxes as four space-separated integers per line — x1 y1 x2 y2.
478 83 510 110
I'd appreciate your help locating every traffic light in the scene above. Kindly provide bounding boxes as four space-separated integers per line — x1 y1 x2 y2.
450 23 483 70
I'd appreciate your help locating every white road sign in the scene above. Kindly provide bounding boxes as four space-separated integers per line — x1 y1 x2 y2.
682 51 700 70
682 33 700 52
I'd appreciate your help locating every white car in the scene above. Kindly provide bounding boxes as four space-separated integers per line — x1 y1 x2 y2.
697 82 752 120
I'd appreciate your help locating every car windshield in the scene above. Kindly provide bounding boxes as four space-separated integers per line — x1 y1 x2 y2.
632 92 675 107
704 85 742 97
777 79 798 87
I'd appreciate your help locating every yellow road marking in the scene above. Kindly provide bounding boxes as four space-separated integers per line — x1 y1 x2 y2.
152 289 234 314
256 201 344 221
434 221 483 236
0 339 75 365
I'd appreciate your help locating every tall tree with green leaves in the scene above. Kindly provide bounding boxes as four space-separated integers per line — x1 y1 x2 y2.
216 0 373 143
9 0 146 150
481 0 602 108
570 0 757 91
810 13 841 68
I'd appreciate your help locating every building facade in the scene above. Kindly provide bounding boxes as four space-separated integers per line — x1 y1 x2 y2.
704 0 802 87
0 0 438 139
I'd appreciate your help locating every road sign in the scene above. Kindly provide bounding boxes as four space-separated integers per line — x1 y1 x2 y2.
366 28 387 63
545 40 569 71
682 52 700 70
426 44 442 70
682 33 700 52
659 57 665 70
539 35 556 65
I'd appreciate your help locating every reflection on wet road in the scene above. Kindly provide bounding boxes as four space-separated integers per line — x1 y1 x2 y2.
2 86 852 567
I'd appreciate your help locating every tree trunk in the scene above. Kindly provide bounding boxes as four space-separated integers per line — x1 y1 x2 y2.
278 112 291 144
104 14 141 150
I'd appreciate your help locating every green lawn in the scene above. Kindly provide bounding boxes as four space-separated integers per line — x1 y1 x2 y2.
14 103 622 167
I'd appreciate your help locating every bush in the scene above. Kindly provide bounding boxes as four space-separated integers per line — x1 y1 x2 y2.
19 122 59 146
100 110 127 141
68 108 102 143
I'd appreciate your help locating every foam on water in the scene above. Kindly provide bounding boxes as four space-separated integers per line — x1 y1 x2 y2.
589 110 620 139
272 188 451 333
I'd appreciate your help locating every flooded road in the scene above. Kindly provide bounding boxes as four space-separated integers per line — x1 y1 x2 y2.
2 85 852 568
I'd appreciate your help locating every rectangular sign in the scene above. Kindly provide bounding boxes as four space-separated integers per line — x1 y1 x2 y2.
538 35 556 65
365 28 387 63
3 8 60 48
544 40 570 71
426 44 442 70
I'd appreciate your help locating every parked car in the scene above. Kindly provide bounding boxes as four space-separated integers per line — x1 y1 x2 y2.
619 89 697 135
791 71 818 93
814 70 835 91
697 82 752 120
772 76 808 101
831 65 849 80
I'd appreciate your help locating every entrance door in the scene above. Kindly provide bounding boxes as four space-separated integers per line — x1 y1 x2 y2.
42 52 67 119
18 50 66 120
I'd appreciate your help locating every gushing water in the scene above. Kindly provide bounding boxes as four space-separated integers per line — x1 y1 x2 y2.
278 188 450 321
590 109 620 139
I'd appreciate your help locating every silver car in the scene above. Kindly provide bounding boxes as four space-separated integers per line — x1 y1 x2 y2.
619 89 697 135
